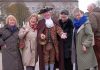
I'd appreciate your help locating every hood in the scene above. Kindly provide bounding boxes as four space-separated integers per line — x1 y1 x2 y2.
93 7 100 12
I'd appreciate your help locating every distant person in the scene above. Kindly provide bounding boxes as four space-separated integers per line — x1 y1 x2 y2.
59 9 73 70
72 8 98 70
87 3 100 69
0 15 24 70
19 14 38 70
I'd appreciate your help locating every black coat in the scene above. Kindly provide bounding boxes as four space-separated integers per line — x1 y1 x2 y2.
59 18 73 58
0 25 24 70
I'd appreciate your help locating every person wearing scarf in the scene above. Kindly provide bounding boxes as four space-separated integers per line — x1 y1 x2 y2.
71 8 98 70
19 14 38 70
0 15 24 70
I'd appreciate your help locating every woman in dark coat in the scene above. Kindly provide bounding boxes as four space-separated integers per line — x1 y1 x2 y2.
0 15 24 70
59 10 73 70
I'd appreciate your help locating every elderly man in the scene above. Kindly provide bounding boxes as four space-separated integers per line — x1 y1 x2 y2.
87 3 100 69
37 7 67 70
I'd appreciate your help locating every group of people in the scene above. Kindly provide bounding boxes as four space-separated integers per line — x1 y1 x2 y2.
0 3 100 70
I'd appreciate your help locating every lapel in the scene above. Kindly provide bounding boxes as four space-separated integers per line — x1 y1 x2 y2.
39 19 46 33
77 24 85 33
77 20 89 34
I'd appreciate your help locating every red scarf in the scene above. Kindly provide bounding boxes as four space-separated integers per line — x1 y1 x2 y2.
29 24 37 31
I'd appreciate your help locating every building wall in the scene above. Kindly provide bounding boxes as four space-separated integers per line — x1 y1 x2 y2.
1 0 78 2
25 2 78 14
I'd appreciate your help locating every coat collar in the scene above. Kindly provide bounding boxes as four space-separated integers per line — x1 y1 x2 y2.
42 18 58 26
77 20 89 33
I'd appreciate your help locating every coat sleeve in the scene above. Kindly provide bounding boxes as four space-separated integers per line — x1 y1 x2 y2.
82 23 94 47
56 25 64 37
0 29 5 46
18 27 28 39
89 14 98 33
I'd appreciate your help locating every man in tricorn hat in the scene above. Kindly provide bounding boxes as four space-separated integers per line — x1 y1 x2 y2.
37 7 67 70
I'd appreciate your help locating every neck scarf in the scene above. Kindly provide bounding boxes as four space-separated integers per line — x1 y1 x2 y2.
29 23 37 31
73 16 88 29
6 24 18 33
45 18 54 28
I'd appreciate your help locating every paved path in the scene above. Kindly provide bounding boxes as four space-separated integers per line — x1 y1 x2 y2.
0 51 59 70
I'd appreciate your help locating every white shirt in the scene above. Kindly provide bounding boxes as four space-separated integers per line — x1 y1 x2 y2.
45 18 54 28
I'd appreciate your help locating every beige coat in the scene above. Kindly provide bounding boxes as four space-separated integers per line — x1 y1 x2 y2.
19 23 37 66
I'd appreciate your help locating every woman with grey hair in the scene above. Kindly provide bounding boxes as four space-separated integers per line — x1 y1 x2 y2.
0 15 24 70
71 8 98 70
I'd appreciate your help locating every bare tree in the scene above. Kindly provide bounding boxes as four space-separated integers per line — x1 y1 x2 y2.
6 2 31 26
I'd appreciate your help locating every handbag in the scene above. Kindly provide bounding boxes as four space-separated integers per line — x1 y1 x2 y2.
19 38 25 49
19 28 27 49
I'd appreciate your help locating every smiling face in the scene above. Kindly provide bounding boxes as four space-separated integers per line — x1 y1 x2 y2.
29 16 37 26
42 11 51 19
8 17 16 26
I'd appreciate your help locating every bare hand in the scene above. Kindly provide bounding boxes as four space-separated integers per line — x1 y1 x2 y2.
61 33 67 39
82 45 87 53
40 33 46 39
25 28 29 32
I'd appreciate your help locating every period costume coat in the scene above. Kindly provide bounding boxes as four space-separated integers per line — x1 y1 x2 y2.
89 7 100 69
71 20 98 70
19 23 37 66
37 19 64 70
0 25 24 70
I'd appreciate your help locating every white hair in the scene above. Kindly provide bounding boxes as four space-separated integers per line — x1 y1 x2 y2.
88 3 96 9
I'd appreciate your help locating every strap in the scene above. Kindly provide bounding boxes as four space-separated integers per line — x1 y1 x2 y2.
3 33 12 41
3 29 14 41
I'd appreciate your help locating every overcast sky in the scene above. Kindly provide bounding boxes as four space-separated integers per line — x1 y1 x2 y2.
78 0 97 12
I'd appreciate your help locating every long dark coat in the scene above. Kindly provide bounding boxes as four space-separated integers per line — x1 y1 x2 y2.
37 19 64 70
59 19 73 58
59 19 73 70
0 25 24 70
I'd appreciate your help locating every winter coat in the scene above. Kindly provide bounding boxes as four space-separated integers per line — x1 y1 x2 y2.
71 20 98 70
59 18 73 58
0 25 24 70
19 23 37 66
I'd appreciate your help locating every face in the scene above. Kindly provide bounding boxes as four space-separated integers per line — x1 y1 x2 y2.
74 12 82 20
8 17 16 26
43 11 51 19
87 5 93 13
60 14 68 22
29 16 37 26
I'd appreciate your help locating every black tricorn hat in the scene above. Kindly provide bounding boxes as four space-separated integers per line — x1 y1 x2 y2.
38 7 53 14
